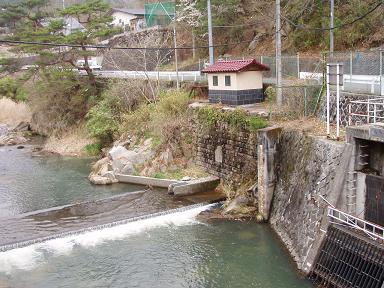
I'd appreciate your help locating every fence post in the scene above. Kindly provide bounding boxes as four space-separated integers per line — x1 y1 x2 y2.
326 64 330 136
304 86 307 116
367 99 370 124
380 51 383 96
348 103 351 126
336 64 340 140
260 55 263 64
297 53 300 79
350 51 353 83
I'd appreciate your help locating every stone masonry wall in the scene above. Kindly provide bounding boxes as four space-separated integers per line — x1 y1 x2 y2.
194 121 258 185
319 91 380 126
269 130 345 272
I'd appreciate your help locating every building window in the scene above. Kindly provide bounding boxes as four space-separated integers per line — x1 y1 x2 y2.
212 75 218 86
225 75 231 86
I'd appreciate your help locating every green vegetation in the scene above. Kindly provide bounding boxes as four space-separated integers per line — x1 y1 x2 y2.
86 99 118 145
121 90 192 147
84 143 102 156
28 68 97 136
197 106 268 133
0 76 27 102
0 0 118 86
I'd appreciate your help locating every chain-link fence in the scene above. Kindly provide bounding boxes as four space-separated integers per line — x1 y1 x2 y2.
326 50 384 95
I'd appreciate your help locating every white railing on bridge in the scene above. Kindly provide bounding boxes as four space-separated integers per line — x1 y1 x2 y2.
348 97 384 126
328 206 384 241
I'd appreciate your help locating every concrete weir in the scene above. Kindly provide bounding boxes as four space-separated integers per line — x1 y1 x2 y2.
169 176 220 196
116 174 180 188
116 174 220 196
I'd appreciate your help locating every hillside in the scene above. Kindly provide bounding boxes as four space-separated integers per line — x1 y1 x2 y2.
173 0 384 57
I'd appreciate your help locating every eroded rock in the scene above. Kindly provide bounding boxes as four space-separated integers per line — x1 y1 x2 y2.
0 132 28 146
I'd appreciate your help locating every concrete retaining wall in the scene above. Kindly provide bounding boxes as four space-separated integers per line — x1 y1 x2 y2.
269 130 348 273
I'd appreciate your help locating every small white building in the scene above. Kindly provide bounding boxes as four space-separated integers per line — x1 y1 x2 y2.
111 8 146 32
202 59 270 105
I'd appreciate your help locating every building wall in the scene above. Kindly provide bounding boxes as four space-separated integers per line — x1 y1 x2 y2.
207 73 238 91
112 12 137 29
237 71 263 90
207 71 263 91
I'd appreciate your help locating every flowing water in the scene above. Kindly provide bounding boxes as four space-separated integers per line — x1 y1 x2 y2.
0 142 313 287
0 144 144 218
0 205 313 288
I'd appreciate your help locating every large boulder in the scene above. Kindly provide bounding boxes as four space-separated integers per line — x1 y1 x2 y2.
12 121 30 132
88 157 118 185
0 124 9 136
108 142 154 174
0 132 28 146
223 195 253 215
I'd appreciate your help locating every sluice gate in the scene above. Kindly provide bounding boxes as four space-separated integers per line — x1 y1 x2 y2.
310 225 384 288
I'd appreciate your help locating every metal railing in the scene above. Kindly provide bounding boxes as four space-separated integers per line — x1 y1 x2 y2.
79 70 206 82
348 97 384 125
327 206 384 241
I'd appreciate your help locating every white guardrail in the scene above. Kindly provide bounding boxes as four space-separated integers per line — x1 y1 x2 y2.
328 206 384 241
79 70 206 81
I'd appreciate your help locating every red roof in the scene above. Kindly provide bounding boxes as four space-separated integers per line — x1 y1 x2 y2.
202 59 270 73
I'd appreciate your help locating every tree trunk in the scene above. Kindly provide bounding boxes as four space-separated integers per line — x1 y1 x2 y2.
81 46 96 88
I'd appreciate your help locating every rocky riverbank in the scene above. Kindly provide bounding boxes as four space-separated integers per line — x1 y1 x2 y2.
0 122 29 146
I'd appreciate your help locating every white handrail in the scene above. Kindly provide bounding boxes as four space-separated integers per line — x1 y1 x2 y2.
327 206 384 241
348 98 384 125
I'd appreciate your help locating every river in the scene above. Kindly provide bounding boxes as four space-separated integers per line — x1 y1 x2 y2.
0 143 313 287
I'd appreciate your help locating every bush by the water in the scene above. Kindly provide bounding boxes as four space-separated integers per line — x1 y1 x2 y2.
86 99 118 145
0 76 27 102
120 89 192 147
29 68 100 136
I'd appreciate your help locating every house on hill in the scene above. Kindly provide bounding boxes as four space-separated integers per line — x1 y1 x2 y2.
202 59 270 105
111 8 146 32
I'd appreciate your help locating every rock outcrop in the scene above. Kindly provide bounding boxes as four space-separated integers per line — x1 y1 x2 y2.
0 123 28 146
89 139 155 185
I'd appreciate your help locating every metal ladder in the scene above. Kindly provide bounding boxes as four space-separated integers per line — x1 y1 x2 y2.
346 171 357 215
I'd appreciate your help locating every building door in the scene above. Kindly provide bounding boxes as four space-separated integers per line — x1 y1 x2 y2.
365 174 384 226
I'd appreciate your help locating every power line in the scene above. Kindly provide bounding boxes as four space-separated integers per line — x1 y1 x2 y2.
203 0 382 30
282 0 383 31
0 37 256 50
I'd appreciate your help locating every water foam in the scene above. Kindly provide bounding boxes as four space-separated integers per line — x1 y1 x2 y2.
0 203 214 274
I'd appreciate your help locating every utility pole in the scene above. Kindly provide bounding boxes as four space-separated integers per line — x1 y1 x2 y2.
276 0 283 106
62 0 65 9
173 19 180 90
330 0 334 55
207 0 214 64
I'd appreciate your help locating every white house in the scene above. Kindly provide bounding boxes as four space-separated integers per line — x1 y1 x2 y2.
111 8 146 32
41 16 85 36
202 59 270 105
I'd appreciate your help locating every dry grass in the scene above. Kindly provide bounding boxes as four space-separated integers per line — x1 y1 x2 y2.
43 124 93 157
271 116 346 142
0 97 32 127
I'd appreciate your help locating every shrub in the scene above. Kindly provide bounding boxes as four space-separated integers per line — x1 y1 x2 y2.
84 143 102 156
0 76 27 102
198 106 268 133
121 89 192 147
29 68 98 136
86 99 118 145
248 116 268 131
